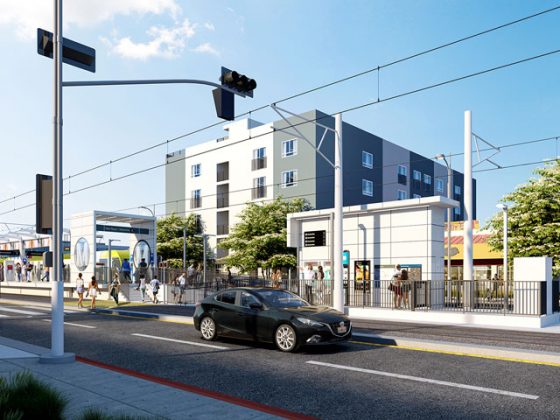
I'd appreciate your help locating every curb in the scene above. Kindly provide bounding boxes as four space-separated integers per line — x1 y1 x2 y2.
351 331 560 366
94 308 194 324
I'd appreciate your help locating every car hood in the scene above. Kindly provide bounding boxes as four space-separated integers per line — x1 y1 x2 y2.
281 306 347 323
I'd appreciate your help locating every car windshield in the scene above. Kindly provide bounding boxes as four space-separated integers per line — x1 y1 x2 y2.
257 290 310 308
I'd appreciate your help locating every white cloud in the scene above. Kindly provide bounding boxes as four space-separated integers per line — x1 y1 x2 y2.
204 22 215 31
0 0 181 40
104 19 197 60
192 42 219 56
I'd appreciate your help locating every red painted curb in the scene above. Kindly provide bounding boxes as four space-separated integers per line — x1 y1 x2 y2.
76 356 317 420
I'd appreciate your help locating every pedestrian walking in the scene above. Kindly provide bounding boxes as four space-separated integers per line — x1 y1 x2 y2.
400 268 410 309
178 272 187 304
87 276 100 309
150 276 161 304
171 275 180 304
121 258 131 283
109 273 121 305
390 264 403 309
25 262 33 282
76 273 85 308
41 266 49 282
303 264 316 304
138 274 147 302
15 263 22 282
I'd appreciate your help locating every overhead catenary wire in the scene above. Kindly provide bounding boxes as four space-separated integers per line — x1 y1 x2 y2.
1 4 559 205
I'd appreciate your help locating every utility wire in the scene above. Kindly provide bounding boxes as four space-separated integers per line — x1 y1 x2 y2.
2 5 558 204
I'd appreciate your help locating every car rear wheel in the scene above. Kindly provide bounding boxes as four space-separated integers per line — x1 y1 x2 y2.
275 324 298 352
200 316 217 341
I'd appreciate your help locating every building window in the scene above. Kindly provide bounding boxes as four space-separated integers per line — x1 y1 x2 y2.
217 162 229 182
252 147 267 170
282 139 297 158
217 184 229 208
398 190 407 200
423 174 432 185
413 194 421 199
413 170 422 181
252 176 267 199
454 185 461 195
362 151 373 169
191 163 201 178
217 211 229 235
191 189 201 209
398 165 407 185
362 179 373 196
281 170 297 188
454 207 461 216
436 179 444 193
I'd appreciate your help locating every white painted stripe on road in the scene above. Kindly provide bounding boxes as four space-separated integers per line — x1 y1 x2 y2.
41 319 97 329
0 307 45 316
131 333 228 350
306 361 539 400
22 305 82 314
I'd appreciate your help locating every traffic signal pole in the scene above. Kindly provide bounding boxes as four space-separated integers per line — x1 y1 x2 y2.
333 114 344 312
41 0 73 364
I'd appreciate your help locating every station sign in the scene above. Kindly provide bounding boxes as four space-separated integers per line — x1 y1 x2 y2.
304 230 326 247
96 225 149 235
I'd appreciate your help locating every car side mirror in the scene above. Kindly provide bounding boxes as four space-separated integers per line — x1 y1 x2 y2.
249 302 263 310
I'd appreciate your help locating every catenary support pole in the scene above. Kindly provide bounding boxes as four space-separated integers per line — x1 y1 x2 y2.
503 207 508 312
447 155 452 285
333 114 344 312
463 110 474 307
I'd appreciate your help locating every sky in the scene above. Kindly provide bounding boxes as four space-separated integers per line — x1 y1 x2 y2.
0 0 559 234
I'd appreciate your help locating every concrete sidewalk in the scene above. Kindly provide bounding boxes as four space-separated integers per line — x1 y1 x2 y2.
0 337 287 419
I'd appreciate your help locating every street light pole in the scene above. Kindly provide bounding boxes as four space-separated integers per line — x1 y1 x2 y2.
183 227 187 271
333 114 344 313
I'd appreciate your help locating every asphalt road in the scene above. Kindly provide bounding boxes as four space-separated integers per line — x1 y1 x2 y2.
0 303 559 419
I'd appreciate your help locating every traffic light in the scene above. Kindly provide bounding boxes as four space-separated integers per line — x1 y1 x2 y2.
213 67 257 121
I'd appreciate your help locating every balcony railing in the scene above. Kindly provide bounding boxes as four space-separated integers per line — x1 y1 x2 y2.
217 224 229 235
217 195 229 208
251 186 267 199
251 157 267 171
190 197 201 209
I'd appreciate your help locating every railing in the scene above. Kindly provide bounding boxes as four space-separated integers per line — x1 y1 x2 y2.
190 197 201 209
217 224 229 235
142 272 557 316
251 186 267 199
251 157 267 171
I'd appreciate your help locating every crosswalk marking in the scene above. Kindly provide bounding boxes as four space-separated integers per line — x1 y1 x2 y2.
42 319 97 329
0 307 45 316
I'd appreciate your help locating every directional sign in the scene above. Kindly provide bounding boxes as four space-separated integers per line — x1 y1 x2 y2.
96 225 149 235
0 250 20 257
304 230 326 247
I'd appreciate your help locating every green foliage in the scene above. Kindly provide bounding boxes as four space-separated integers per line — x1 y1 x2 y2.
156 214 204 265
77 407 155 420
486 160 560 277
218 197 309 275
0 371 67 420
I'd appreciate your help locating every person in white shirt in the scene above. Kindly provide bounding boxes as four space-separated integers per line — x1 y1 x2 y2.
149 276 161 304
138 275 147 302
303 264 316 304
178 272 187 304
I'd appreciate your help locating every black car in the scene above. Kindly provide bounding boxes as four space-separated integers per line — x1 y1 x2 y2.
193 287 351 352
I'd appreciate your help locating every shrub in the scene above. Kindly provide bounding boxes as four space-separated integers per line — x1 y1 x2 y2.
0 371 67 420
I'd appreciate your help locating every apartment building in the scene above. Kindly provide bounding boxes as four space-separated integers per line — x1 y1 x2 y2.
165 109 476 255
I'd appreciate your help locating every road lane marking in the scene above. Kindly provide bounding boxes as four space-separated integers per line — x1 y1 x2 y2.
131 333 228 350
350 339 560 368
306 360 539 400
22 305 82 315
0 307 45 316
42 319 97 329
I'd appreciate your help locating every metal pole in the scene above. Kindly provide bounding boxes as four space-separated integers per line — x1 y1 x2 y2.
333 114 344 312
463 110 473 308
183 227 186 270
503 207 508 312
108 240 112 283
447 156 452 283
202 235 207 285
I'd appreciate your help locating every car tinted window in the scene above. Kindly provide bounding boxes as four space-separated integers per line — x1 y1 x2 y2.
240 291 259 307
256 290 309 307
217 290 236 304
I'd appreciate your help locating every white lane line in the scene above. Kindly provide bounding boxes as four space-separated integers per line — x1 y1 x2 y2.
0 307 45 316
22 305 82 314
306 361 539 400
131 333 228 350
42 319 97 329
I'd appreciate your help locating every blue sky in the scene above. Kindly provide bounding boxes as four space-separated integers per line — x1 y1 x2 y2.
0 0 559 231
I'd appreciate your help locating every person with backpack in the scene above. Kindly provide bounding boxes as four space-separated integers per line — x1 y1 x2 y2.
109 273 121 305
150 275 161 304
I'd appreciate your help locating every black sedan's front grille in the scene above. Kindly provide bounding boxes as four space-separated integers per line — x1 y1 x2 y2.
329 320 350 330
326 320 351 337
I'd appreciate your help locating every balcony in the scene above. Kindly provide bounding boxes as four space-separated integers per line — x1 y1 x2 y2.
251 186 267 200
217 224 229 235
190 197 201 209
251 157 267 171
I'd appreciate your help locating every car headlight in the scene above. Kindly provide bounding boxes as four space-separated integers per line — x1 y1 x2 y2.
296 317 323 327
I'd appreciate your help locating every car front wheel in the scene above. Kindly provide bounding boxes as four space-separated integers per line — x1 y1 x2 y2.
275 324 298 352
200 316 217 341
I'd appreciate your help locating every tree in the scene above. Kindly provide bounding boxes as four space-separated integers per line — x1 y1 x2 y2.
486 160 560 277
157 214 204 268
217 197 310 276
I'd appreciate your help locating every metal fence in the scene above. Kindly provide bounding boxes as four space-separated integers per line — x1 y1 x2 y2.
133 271 558 317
